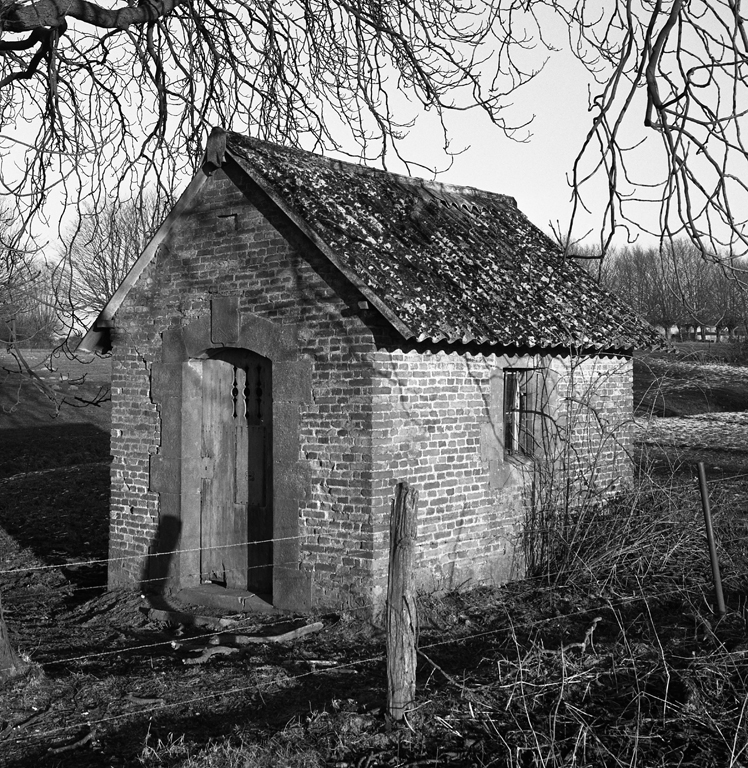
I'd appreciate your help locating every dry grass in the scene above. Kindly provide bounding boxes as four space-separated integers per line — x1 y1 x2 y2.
126 477 748 767
131 346 748 766
525 477 742 594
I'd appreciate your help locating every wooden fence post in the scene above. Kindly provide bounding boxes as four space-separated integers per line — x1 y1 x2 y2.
386 481 418 721
697 462 726 616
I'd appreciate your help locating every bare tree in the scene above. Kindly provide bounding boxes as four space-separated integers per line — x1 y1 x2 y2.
559 1 748 260
0 0 539 240
721 269 748 341
664 240 721 340
597 239 748 341
52 194 169 333
0 207 60 353
1 208 32 336
0 2 745 259
1 264 59 348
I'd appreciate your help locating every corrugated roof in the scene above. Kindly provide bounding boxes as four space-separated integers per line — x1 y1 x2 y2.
227 134 660 350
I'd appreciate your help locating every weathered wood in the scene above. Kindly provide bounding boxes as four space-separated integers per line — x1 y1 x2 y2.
386 481 418 721
199 355 273 594
181 621 324 664
0 594 27 681
210 621 324 646
183 645 239 665
146 607 238 630
697 462 726 616
47 731 94 755
201 359 249 588
0 704 49 739
125 693 167 706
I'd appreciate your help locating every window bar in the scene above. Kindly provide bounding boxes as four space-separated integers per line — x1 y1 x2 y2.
504 371 517 454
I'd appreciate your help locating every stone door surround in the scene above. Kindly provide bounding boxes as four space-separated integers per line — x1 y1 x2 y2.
149 297 313 611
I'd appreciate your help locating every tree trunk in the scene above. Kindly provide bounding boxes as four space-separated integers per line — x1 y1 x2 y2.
0 594 27 681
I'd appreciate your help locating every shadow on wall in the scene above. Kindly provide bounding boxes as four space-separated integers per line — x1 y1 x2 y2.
141 514 182 610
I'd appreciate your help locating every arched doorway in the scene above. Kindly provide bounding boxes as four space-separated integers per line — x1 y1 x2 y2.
199 348 272 597
150 307 311 610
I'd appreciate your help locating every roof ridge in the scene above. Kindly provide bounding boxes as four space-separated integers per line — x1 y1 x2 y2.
225 132 517 207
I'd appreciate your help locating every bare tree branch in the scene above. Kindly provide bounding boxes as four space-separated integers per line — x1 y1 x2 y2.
2 0 186 33
0 0 746 331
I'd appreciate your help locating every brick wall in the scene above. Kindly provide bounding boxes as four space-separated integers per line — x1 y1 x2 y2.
109 169 386 607
553 354 634 504
364 350 634 603
108 345 161 588
107 165 636 612
367 349 528 601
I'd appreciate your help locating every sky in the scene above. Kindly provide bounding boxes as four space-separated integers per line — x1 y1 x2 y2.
440 60 597 242
12 0 748 265
383 46 664 252
28 7 672 256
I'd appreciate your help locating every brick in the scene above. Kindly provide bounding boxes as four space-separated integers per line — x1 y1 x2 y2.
107 171 635 614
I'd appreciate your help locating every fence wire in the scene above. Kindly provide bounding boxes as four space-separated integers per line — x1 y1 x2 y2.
2 465 745 581
2 456 748 748
5 571 745 747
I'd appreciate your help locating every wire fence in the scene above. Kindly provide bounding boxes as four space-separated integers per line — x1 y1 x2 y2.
0 534 303 577
5 543 739 679
2 465 745 602
2 459 746 621
5 465 748 580
2 571 748 741
6 568 747 749
3 453 748 750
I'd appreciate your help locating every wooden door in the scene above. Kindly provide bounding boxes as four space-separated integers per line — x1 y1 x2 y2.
200 352 272 595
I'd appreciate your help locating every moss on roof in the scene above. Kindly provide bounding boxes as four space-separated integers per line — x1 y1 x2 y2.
227 134 661 350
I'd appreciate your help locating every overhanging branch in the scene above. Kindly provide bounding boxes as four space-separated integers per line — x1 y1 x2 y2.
0 28 52 88
0 28 46 51
2 0 186 33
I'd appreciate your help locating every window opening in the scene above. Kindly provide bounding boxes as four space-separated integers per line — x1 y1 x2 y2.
255 363 263 421
230 366 239 419
504 369 539 457
243 367 250 420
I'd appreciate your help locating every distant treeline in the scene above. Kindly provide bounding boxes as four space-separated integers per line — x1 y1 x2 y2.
573 240 748 341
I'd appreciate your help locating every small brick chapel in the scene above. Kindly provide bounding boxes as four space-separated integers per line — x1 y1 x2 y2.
82 131 659 613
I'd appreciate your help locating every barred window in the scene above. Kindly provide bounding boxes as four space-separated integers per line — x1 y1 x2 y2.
503 369 540 457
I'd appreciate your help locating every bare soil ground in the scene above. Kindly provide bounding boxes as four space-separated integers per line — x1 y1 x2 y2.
634 342 748 418
634 343 748 480
2 345 748 767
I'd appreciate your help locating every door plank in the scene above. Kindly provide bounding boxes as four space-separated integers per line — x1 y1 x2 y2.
235 422 249 505
200 361 236 584
199 353 272 596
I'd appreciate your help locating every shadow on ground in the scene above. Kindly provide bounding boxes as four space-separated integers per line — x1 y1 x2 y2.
0 423 110 479
0 423 111 595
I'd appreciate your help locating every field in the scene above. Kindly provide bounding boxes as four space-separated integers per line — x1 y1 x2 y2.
3 344 748 766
